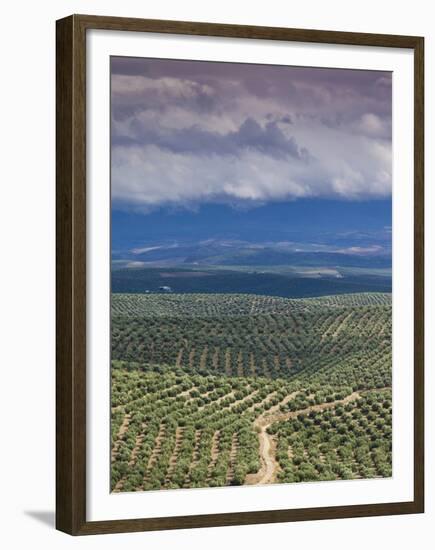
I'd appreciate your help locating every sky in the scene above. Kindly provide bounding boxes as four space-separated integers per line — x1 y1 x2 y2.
111 57 392 212
112 200 391 251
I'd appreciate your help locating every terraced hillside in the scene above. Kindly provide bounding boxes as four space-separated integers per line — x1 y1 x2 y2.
111 292 392 492
270 389 392 483
112 293 391 388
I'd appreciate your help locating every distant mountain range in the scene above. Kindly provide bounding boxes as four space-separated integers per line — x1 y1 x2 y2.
112 238 391 270
111 200 391 299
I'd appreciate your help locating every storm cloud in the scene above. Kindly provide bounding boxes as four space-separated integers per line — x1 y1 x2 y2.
111 58 392 209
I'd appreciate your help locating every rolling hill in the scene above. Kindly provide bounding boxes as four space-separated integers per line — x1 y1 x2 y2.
111 292 392 492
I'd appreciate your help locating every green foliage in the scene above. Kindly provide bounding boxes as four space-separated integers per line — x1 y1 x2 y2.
273 390 392 483
110 292 392 492
111 368 289 491
112 293 391 389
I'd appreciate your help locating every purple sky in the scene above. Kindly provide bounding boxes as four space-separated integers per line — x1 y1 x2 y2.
111 57 392 210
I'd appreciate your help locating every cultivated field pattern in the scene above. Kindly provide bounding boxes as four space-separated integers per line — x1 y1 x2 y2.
111 292 392 492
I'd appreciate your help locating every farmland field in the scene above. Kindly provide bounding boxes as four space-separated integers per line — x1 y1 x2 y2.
112 266 391 298
111 292 392 492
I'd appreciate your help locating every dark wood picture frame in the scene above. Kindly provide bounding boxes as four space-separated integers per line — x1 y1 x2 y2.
56 14 424 536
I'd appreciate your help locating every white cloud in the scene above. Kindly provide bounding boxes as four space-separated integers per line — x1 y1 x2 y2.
112 136 390 207
337 245 384 255
353 113 391 138
112 74 214 101
111 65 392 208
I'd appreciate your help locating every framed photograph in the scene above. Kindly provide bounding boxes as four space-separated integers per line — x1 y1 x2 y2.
56 14 424 535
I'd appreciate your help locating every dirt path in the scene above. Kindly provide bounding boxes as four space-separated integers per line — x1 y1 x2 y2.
246 391 361 485
257 391 361 429
245 390 278 413
164 426 185 484
128 423 147 466
112 381 181 412
111 413 131 461
255 425 277 484
332 311 354 339
184 429 202 486
200 346 208 372
196 390 235 411
261 391 299 417
226 433 239 484
142 423 166 485
245 392 298 485
226 389 259 412
175 348 184 368
206 431 221 482
225 349 232 376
